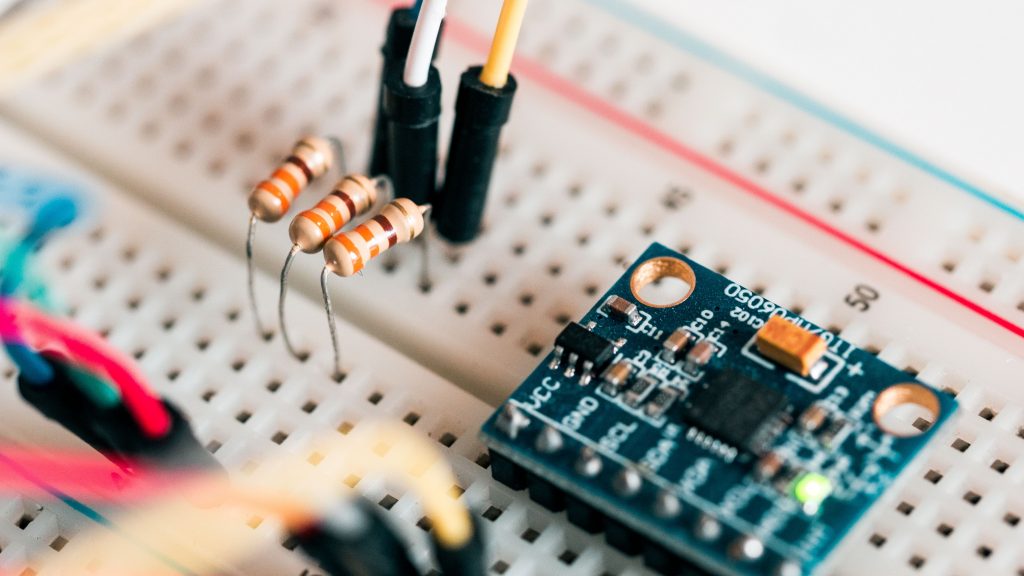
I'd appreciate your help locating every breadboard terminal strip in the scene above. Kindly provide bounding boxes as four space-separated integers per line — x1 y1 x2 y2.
434 10 1024 341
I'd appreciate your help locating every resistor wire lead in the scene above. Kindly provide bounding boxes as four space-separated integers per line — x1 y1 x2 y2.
319 198 428 376
245 136 340 338
277 175 392 361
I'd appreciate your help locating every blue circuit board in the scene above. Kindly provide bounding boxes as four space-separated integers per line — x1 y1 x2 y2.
480 243 957 576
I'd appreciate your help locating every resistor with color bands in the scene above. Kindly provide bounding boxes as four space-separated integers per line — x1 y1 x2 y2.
248 136 336 223
319 198 427 377
323 198 426 277
246 135 338 338
278 174 385 361
290 175 381 253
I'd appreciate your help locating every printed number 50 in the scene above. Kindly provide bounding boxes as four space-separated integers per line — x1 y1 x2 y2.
845 284 880 312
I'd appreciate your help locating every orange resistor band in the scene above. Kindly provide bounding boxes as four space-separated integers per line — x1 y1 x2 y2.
289 175 380 253
323 198 426 277
248 136 335 222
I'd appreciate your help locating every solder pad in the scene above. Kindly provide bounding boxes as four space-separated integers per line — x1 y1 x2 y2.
480 243 958 576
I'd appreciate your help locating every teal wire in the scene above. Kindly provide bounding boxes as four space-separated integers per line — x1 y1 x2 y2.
1 240 55 383
1 185 81 383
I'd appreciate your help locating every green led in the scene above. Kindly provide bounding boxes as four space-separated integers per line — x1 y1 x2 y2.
793 472 832 513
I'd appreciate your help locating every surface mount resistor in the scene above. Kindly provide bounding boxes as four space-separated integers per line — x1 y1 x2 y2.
644 386 680 419
323 198 426 277
290 175 382 253
248 136 336 222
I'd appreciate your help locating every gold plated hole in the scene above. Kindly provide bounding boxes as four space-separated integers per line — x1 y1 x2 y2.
873 383 941 437
629 256 696 308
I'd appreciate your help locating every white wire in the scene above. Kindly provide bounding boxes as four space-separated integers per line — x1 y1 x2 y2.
402 0 446 87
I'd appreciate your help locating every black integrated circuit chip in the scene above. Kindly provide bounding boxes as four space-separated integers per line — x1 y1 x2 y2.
679 370 789 455
554 322 615 369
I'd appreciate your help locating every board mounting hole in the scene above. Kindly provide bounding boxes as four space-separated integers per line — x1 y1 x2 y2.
629 257 696 308
873 383 940 437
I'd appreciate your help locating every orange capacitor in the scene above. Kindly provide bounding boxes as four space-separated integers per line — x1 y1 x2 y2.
248 136 335 222
289 175 380 253
323 198 426 277
756 316 827 376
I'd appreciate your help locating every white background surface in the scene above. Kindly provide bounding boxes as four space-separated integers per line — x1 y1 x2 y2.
634 0 1024 207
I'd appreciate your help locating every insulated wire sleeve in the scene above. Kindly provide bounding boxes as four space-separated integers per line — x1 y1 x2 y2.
0 309 52 383
479 0 529 88
0 193 122 401
0 244 54 383
58 353 123 408
0 195 80 383
45 421 474 574
2 298 172 438
402 0 446 87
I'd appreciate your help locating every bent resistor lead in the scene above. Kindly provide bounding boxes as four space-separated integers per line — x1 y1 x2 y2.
318 198 428 377
245 136 339 339
277 174 391 361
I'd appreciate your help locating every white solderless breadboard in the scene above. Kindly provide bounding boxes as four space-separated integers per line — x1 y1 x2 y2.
0 0 1021 574
0 122 653 576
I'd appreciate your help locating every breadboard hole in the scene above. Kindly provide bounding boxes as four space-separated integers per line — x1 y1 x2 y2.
2 0 1023 573
0 185 660 575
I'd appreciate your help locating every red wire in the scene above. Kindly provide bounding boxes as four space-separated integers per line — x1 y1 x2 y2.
0 298 171 439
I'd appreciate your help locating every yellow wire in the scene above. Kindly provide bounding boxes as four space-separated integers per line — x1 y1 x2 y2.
479 0 529 88
41 421 474 575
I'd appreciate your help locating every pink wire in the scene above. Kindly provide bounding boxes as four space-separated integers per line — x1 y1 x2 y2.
0 300 25 345
0 298 171 439
0 446 203 503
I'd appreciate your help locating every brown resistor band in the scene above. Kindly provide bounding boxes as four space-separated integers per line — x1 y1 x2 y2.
323 198 426 277
289 175 379 253
248 136 335 222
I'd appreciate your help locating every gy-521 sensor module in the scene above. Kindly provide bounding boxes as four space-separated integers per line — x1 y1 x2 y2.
481 243 957 576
